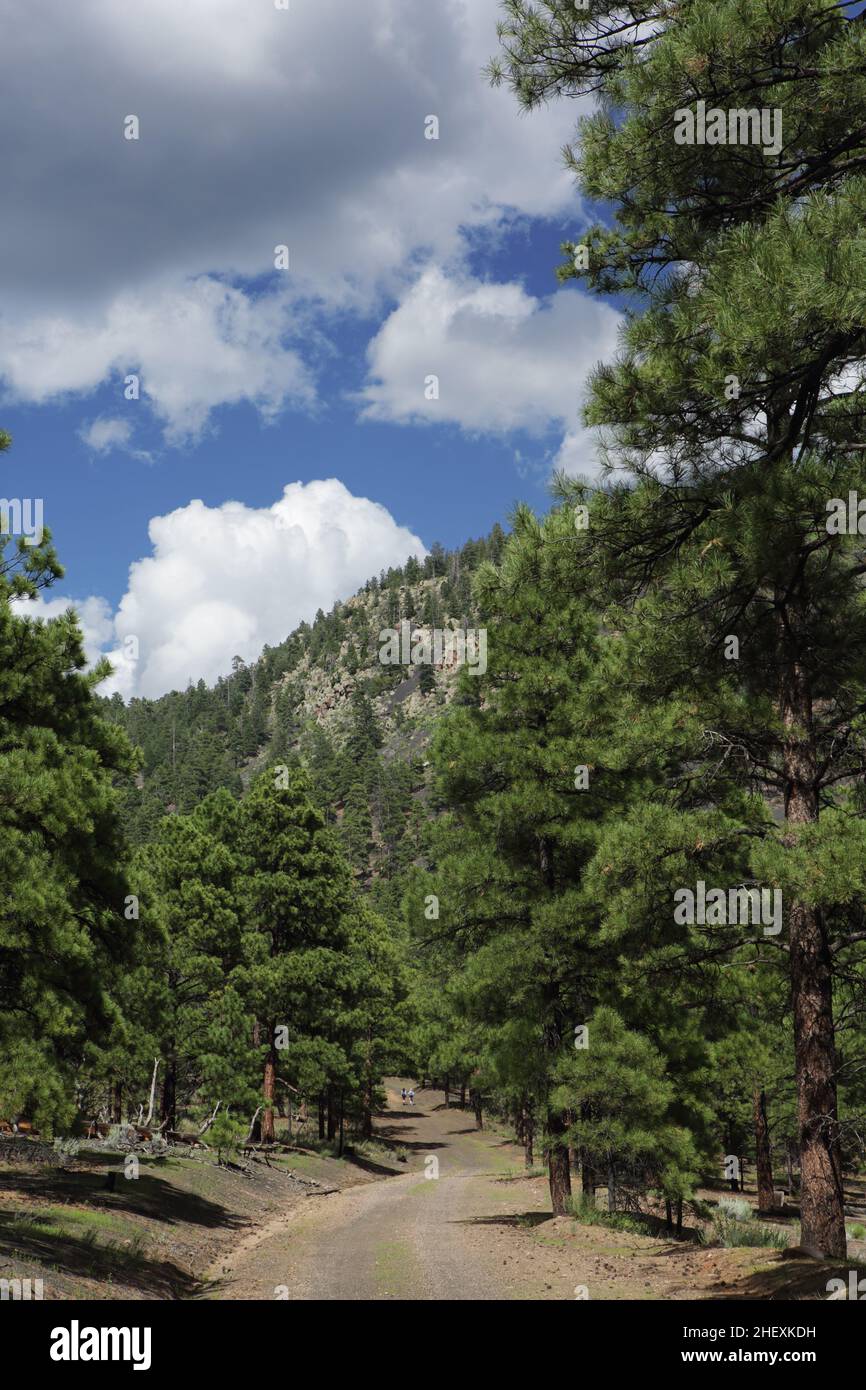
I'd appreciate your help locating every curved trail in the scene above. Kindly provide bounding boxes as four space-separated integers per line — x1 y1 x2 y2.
208 1084 538 1301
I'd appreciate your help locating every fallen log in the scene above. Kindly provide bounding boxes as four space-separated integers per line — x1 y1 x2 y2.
165 1130 205 1148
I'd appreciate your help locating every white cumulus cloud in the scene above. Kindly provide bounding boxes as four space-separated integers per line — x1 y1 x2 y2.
14 480 425 699
360 268 622 473
97 478 425 697
3 279 314 444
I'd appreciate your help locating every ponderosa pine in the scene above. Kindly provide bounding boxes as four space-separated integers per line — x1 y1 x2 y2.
492 0 866 1259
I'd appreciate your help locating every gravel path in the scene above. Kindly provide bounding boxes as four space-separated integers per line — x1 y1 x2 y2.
208 1083 529 1300
205 1084 837 1302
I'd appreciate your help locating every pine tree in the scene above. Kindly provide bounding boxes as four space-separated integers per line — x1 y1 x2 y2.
137 790 247 1131
0 487 139 1127
235 766 356 1143
341 780 373 871
414 504 617 1213
554 1007 699 1218
492 0 866 1260
343 903 412 1138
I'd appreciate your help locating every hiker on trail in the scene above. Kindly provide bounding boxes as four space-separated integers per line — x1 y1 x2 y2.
408 1089 415 1106
401 1088 407 1105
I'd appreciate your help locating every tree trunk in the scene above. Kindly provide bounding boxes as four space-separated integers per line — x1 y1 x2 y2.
444 1074 450 1110
546 1107 572 1216
338 1089 345 1157
471 1088 483 1130
580 1148 595 1199
778 605 847 1257
607 1159 617 1213
786 1140 796 1195
536 838 572 1215
523 1101 534 1169
318 1092 326 1141
261 1023 276 1144
724 1122 739 1190
143 1058 159 1127
112 1081 123 1125
460 1083 466 1110
160 1057 177 1134
754 1087 775 1213
675 1197 683 1236
327 1087 336 1141
788 899 845 1254
665 1199 673 1231
361 1075 373 1140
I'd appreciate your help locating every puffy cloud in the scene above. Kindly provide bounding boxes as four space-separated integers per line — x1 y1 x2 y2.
11 594 115 668
83 478 424 697
359 268 621 469
0 0 580 311
15 480 425 698
78 417 134 454
553 427 610 479
5 279 314 443
0 1 587 439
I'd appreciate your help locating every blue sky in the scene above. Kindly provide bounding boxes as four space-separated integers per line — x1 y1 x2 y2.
0 0 620 697
2 217 583 605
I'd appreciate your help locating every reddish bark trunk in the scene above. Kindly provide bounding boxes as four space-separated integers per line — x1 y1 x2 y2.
160 1058 177 1134
261 1022 276 1144
754 1087 775 1214
778 601 846 1258
546 1107 572 1216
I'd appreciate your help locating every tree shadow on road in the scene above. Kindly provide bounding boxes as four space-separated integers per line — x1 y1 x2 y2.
374 1130 448 1153
342 1150 405 1178
454 1212 554 1229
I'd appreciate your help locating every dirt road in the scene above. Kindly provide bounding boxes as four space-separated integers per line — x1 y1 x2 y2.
206 1083 835 1302
208 1083 544 1300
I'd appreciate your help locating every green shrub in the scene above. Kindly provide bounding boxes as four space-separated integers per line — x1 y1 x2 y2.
718 1197 751 1222
567 1195 648 1235
701 1213 789 1249
52 1136 80 1157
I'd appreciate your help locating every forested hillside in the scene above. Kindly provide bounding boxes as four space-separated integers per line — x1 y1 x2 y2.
100 525 506 917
